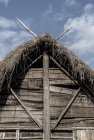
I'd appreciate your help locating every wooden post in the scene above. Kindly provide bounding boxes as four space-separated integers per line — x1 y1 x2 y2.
16 129 20 140
43 53 50 140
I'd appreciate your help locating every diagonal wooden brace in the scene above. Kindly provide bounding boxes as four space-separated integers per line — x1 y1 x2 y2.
53 87 81 129
50 56 77 84
10 87 42 129
50 57 94 101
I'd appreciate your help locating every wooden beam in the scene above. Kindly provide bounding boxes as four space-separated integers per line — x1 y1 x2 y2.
54 87 81 129
43 53 50 140
9 88 42 129
20 136 72 139
0 127 94 131
20 136 43 139
16 129 20 140
0 127 42 131
0 137 16 140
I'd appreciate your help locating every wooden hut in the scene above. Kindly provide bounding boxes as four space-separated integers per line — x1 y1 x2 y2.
0 34 94 140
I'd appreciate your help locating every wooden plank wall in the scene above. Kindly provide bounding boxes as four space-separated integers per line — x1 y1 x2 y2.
0 67 94 139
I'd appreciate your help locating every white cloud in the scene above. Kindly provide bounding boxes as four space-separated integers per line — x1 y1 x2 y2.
0 17 32 60
65 0 78 6
0 0 10 6
64 3 94 69
0 17 17 29
84 3 94 11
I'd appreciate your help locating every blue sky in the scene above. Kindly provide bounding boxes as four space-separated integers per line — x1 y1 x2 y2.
0 0 94 69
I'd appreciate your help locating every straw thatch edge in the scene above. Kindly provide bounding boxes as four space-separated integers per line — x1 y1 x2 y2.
0 34 94 95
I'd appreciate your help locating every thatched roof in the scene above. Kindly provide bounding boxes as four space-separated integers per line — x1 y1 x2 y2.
0 34 94 95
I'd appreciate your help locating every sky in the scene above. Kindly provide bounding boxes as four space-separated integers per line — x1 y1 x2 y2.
0 0 94 69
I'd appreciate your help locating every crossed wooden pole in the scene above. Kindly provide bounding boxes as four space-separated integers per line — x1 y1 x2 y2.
16 17 72 40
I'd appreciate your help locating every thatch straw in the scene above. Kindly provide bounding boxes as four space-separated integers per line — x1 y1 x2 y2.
0 34 94 94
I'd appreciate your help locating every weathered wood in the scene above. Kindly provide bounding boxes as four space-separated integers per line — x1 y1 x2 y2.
15 78 74 89
50 57 94 104
20 136 43 139
50 79 74 85
16 129 20 140
73 130 93 140
1 106 94 120
19 136 72 139
50 86 77 94
0 100 43 109
54 87 81 129
15 79 43 89
17 71 69 79
56 119 94 128
1 94 92 107
0 56 94 140
52 118 94 126
2 55 43 92
50 56 77 84
0 137 16 140
0 127 93 131
16 67 69 79
43 53 50 140
0 136 70 140
10 88 42 129
1 91 93 108
0 127 42 130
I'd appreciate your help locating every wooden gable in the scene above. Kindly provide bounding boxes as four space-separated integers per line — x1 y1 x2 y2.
0 52 94 140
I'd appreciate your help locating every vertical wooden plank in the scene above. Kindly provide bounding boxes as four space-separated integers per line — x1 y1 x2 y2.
73 130 93 140
16 129 20 140
73 130 77 140
43 53 50 140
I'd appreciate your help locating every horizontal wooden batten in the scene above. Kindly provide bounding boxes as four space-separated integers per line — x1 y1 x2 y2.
0 137 16 140
15 78 43 88
0 102 43 109
50 79 74 85
1 119 94 128
0 118 92 123
16 67 70 79
0 96 93 108
14 79 75 90
0 123 39 128
50 86 78 94
1 106 94 120
51 118 94 128
0 111 43 121
50 106 94 118
20 136 73 139
0 127 93 130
